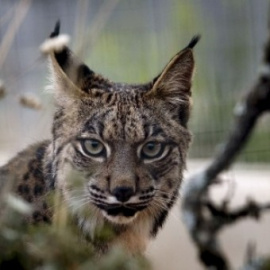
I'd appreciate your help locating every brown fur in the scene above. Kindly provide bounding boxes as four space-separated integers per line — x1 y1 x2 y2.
0 25 198 254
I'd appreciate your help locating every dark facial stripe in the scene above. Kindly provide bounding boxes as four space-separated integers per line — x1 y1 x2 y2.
150 188 179 236
72 146 93 165
81 122 105 141
151 125 165 137
83 76 112 93
45 160 55 189
82 109 114 135
105 93 113 104
152 160 179 180
142 123 167 140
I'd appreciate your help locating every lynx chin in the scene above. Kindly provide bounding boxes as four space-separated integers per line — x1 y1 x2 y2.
0 22 199 254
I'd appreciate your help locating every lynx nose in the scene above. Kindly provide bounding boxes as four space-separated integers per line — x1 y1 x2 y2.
112 187 134 202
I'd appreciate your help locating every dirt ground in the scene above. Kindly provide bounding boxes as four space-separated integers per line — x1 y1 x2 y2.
146 160 270 270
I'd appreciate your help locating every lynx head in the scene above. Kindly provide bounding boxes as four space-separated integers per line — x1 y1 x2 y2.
46 22 199 238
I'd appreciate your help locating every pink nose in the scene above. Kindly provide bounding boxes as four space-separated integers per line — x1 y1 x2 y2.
112 187 134 202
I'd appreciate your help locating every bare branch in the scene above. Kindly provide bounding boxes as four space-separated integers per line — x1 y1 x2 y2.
204 200 270 231
182 11 270 270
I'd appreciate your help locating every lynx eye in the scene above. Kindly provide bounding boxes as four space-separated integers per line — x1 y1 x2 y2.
141 142 163 159
81 139 105 157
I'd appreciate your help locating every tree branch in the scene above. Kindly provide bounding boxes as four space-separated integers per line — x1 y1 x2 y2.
182 15 270 270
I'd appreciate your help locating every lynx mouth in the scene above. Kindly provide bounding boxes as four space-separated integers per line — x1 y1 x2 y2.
106 207 138 217
96 204 147 218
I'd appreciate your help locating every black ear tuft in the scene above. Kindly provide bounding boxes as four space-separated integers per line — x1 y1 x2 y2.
50 20 61 38
186 35 201 49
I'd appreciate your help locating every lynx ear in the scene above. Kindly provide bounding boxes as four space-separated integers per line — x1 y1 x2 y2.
44 22 96 104
146 36 200 125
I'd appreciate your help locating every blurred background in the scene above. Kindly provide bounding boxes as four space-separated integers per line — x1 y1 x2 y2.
0 0 270 269
1 0 270 163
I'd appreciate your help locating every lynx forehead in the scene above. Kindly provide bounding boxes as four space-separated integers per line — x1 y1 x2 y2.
0 22 199 254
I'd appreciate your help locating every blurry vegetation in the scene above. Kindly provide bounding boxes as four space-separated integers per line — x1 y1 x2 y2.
0 191 150 270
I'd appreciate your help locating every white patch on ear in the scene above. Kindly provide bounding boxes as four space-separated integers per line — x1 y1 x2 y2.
40 34 70 54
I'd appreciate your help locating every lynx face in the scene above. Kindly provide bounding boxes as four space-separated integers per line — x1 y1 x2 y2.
47 24 198 238
54 87 190 227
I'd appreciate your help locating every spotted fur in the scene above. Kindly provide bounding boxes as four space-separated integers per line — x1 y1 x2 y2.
0 23 199 254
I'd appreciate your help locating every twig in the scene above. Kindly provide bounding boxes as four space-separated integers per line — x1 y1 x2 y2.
75 0 120 57
0 0 32 68
0 4 14 28
204 200 270 231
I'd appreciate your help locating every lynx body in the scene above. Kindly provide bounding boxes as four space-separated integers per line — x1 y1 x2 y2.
0 23 199 254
